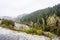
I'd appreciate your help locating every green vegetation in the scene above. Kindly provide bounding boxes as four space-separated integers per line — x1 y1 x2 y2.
1 19 14 26
56 27 60 36
36 29 43 35
0 4 60 38
18 4 60 36
47 32 56 38
0 19 15 30
22 27 43 35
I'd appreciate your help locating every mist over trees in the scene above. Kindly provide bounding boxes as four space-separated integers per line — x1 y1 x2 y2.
0 4 60 37
20 4 60 23
18 4 60 36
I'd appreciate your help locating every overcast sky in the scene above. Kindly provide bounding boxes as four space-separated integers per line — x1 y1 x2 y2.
0 0 60 17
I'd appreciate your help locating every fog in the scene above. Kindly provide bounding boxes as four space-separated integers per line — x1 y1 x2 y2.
0 0 60 17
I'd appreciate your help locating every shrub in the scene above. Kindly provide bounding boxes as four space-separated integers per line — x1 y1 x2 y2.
1 24 6 27
8 25 14 29
1 19 14 26
22 28 27 32
44 26 50 31
47 16 57 27
34 23 39 28
56 27 60 36
27 27 36 34
22 27 36 34
0 19 15 30
22 27 43 35
47 32 55 38
29 22 34 27
36 29 43 35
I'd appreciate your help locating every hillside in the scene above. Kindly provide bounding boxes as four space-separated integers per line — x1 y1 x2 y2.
20 4 60 23
14 14 27 23
15 4 60 36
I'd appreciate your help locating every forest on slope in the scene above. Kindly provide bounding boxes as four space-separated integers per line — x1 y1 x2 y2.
20 4 60 23
19 4 60 36
0 4 60 38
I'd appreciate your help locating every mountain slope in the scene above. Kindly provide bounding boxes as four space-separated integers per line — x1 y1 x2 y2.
20 4 60 23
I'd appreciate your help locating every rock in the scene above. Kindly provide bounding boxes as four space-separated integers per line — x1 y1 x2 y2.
14 23 29 30
52 37 60 40
0 27 58 40
0 34 18 40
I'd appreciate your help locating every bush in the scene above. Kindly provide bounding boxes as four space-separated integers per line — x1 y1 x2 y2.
27 27 36 34
44 26 50 31
29 22 34 27
47 32 55 38
47 16 57 27
34 23 40 29
1 24 6 27
36 29 43 35
8 25 14 29
0 19 15 30
1 19 14 26
56 27 60 36
22 27 43 35
22 27 36 34
22 28 27 32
